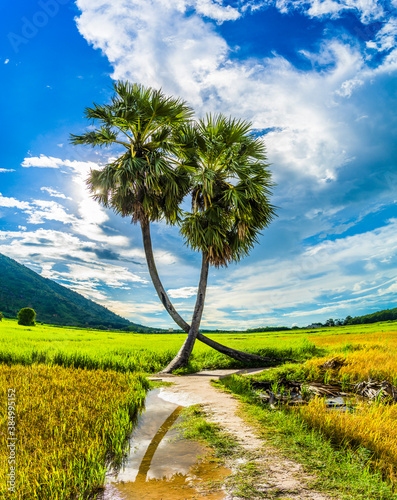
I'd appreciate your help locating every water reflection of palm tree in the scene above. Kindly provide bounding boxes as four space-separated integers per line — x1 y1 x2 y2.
135 406 183 483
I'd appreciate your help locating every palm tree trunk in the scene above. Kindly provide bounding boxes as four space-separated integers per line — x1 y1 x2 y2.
160 253 209 373
140 217 285 365
140 216 190 332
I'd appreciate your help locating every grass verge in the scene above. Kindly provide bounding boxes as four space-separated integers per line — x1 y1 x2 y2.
176 405 276 499
216 374 397 500
176 405 239 458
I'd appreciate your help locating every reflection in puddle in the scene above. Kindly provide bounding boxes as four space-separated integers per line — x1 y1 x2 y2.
100 389 229 499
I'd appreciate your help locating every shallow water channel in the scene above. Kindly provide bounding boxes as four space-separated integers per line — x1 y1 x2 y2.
100 389 229 500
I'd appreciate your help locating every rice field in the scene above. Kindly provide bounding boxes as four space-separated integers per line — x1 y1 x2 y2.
222 320 397 488
0 364 148 499
300 397 397 482
0 318 326 374
1 318 396 374
305 329 397 385
1 317 397 497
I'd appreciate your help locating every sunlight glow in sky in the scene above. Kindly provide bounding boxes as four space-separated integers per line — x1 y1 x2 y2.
1 0 396 328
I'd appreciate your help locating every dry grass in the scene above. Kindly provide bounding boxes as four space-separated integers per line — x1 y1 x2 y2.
0 364 148 499
300 397 397 481
298 329 397 484
304 329 397 385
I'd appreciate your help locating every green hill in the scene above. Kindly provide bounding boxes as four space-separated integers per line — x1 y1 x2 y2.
0 253 151 331
344 307 397 325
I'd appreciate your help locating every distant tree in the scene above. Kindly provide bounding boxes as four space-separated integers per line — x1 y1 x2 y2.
0 311 3 321
344 315 353 325
17 308 36 326
325 318 335 327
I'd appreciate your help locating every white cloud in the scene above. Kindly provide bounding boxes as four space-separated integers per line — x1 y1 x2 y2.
4 59 9 64
0 194 30 210
22 155 65 169
335 77 364 97
74 1 394 186
75 0 230 108
367 18 397 52
40 187 72 200
18 154 129 246
0 228 147 312
167 286 197 298
0 168 15 173
194 0 240 22
378 281 397 295
56 262 146 287
22 154 99 172
283 305 342 317
78 198 108 225
27 199 75 225
273 0 385 22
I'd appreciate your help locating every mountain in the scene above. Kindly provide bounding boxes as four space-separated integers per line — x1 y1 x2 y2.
0 253 152 331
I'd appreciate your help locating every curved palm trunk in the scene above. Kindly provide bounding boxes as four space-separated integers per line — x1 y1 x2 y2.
160 252 209 373
140 216 190 332
140 217 286 367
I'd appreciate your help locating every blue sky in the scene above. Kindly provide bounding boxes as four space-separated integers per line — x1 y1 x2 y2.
1 0 397 329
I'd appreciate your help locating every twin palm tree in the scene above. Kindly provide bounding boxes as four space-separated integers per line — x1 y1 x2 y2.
71 81 277 372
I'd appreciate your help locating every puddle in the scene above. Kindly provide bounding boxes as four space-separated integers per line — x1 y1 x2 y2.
100 389 229 500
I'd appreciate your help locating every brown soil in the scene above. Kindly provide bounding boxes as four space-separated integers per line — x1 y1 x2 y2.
151 368 338 500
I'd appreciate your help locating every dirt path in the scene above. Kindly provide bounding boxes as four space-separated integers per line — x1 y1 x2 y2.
150 368 337 500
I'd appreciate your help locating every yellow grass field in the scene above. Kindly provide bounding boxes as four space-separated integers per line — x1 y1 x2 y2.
306 328 397 384
300 327 397 482
301 397 397 481
0 364 148 499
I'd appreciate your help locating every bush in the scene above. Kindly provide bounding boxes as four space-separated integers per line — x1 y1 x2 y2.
0 312 3 321
18 308 36 326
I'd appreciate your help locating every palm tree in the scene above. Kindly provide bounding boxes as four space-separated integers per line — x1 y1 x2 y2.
161 114 276 372
71 82 278 371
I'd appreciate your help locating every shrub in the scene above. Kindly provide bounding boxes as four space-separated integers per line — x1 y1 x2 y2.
0 312 3 321
17 308 36 326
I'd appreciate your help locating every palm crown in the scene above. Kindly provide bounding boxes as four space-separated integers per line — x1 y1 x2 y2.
177 114 276 267
70 81 194 224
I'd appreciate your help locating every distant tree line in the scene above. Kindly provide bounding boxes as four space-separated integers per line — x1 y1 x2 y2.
309 307 397 328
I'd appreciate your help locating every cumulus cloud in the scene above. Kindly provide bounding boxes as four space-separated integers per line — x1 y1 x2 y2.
17 155 130 246
26 199 75 225
73 0 396 191
2 1 394 328
0 193 30 210
22 154 99 172
102 299 165 323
